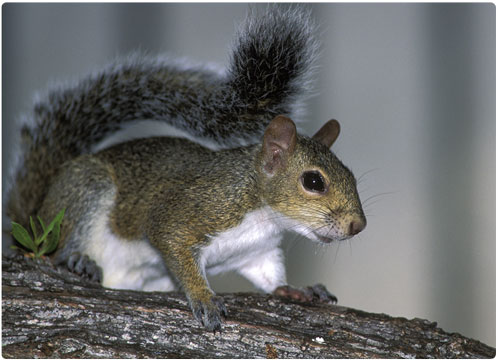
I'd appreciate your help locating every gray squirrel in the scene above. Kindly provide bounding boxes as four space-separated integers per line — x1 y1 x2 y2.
5 6 366 331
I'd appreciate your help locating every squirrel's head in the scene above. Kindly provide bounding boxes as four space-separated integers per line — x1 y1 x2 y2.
257 115 366 243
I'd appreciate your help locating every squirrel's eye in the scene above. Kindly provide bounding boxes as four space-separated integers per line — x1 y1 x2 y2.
301 171 326 193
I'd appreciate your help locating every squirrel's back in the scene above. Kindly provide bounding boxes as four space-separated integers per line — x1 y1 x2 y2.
5 6 319 228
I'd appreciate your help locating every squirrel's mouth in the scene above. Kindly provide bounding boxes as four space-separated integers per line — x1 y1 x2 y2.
314 233 336 244
313 232 353 243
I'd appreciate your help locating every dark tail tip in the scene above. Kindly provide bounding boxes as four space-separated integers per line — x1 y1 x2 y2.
227 5 319 110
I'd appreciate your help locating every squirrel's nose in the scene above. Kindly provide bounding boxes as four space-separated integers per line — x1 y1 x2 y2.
348 216 366 236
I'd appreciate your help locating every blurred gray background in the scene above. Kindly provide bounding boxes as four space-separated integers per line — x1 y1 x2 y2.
2 3 495 346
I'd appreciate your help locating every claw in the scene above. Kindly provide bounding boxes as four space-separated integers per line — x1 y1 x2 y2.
61 253 103 283
309 284 337 304
273 283 337 304
189 294 227 332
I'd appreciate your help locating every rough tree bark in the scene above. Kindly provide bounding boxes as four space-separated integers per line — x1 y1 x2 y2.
2 254 495 358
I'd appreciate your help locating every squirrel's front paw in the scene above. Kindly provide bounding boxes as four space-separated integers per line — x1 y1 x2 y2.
273 283 337 304
189 295 228 332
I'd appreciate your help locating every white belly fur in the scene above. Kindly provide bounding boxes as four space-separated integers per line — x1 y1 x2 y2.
82 205 175 292
84 206 286 293
203 208 282 270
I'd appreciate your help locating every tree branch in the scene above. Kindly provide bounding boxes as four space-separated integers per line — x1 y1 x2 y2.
2 254 495 358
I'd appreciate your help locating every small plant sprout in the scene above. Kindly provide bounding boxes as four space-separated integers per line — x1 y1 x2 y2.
11 209 65 259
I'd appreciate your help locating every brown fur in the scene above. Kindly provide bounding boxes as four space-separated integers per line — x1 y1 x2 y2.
6 8 365 331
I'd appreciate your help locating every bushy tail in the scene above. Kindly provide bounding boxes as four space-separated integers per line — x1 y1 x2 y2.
6 5 318 227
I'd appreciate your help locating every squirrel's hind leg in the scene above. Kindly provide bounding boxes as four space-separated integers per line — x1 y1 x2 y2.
42 155 177 292
42 155 176 291
39 155 117 284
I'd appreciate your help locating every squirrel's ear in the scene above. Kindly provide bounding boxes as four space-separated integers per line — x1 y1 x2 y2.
261 115 297 175
312 119 340 148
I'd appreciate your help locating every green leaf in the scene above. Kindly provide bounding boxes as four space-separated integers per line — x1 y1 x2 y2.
39 209 65 244
30 216 40 245
39 216 61 256
38 209 65 256
37 216 46 233
11 222 36 252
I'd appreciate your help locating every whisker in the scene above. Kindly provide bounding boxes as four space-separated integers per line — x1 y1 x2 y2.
362 191 394 205
362 195 392 209
356 168 379 184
